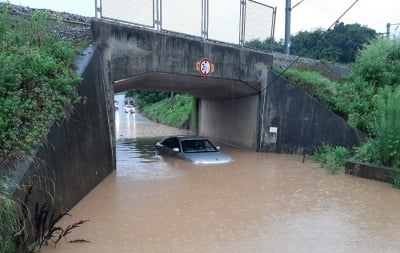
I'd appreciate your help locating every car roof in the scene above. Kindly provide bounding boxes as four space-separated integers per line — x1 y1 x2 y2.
167 135 209 141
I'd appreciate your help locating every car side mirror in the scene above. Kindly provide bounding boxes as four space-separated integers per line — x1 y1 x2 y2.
172 147 180 152
216 146 220 150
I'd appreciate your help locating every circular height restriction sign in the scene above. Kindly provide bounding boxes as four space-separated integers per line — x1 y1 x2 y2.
196 58 215 77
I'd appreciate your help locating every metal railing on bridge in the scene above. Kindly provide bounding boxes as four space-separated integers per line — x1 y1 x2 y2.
95 0 276 48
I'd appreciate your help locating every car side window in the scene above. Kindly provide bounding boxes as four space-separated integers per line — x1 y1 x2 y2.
162 138 180 151
161 138 172 147
170 138 180 151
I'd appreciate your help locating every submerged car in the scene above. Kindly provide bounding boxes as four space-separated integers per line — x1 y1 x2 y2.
155 136 233 164
124 104 136 113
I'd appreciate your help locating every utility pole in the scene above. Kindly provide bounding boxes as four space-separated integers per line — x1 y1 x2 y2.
387 23 400 38
285 0 305 55
284 0 291 55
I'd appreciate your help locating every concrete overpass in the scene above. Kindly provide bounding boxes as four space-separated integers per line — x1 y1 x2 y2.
92 19 272 151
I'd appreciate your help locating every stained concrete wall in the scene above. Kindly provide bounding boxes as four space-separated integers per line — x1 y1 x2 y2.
15 45 115 217
199 95 260 150
260 71 361 154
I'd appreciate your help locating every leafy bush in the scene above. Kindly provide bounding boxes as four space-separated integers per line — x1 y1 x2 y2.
339 38 400 133
335 77 377 133
0 7 82 162
352 38 400 88
352 139 378 164
314 144 350 174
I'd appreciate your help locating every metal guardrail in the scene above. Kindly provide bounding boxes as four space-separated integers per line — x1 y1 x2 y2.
97 0 276 47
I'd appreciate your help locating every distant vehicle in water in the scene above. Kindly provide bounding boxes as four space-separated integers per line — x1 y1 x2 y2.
114 100 119 110
155 135 233 164
124 104 136 113
125 97 135 106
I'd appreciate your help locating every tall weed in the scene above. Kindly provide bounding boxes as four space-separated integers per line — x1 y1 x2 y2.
0 177 19 253
314 144 349 174
373 86 400 169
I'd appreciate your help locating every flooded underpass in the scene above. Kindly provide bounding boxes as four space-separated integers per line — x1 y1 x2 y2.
42 97 400 253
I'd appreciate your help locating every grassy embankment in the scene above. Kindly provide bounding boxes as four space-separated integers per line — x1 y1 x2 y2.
141 93 197 131
0 6 86 252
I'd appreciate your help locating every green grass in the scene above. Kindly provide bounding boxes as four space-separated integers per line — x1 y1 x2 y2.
142 94 193 129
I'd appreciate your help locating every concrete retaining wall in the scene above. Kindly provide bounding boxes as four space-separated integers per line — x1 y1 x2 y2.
345 160 395 184
260 71 361 154
15 45 115 217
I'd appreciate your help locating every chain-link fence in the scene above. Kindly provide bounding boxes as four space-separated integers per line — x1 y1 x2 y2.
98 0 275 48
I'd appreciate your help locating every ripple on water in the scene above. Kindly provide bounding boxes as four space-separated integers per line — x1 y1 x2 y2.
116 138 184 180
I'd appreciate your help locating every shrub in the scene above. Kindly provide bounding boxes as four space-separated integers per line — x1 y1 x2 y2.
352 38 400 88
0 6 82 162
314 144 350 174
352 86 400 188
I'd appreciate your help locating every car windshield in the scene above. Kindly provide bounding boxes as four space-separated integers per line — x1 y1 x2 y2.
126 105 134 108
181 140 218 153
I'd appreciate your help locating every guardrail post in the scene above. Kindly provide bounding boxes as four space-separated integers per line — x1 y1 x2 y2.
95 0 102 18
201 0 209 40
155 0 162 30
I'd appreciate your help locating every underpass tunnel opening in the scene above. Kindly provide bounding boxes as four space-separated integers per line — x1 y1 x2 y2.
112 72 262 150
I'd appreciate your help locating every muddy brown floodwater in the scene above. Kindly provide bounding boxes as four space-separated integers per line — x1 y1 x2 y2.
42 96 400 253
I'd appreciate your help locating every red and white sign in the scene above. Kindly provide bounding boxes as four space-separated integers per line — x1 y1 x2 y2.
196 58 215 77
